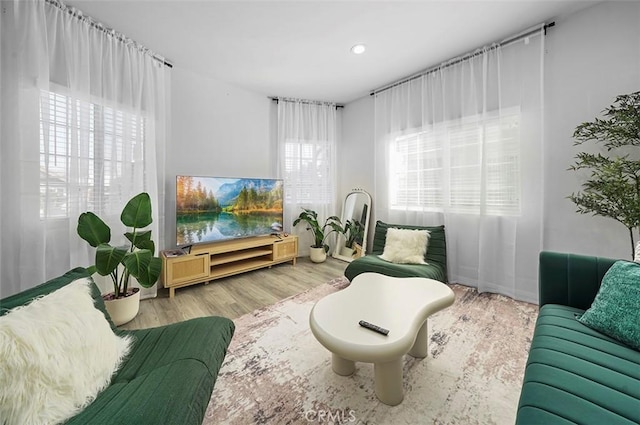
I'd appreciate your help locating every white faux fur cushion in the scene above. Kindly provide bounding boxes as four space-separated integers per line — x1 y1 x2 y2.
0 277 132 425
379 227 430 265
635 241 640 263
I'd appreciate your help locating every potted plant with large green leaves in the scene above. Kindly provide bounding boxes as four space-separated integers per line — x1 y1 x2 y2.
293 208 342 263
77 192 162 325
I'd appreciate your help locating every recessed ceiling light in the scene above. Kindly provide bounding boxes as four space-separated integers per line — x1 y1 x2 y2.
351 44 366 55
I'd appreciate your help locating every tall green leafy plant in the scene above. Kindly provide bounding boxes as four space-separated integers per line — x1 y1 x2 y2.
568 91 640 258
77 192 162 298
293 208 342 252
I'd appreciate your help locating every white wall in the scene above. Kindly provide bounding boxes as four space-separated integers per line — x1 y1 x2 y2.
543 1 640 259
339 95 375 200
341 1 640 261
338 95 376 249
164 66 274 248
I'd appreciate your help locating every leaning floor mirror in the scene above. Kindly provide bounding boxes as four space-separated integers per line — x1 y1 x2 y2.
332 189 372 262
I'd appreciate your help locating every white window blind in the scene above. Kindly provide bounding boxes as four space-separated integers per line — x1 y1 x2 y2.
283 139 334 204
389 109 520 215
39 90 146 218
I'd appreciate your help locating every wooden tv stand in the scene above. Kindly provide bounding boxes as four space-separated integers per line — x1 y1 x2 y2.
161 235 298 298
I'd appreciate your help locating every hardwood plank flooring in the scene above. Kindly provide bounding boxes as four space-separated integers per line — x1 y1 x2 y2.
120 257 348 330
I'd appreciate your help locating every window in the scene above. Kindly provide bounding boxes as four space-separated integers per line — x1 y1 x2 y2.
283 139 334 204
39 90 145 218
389 109 520 215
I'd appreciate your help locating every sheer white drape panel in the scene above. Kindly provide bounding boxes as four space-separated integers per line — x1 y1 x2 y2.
276 99 338 256
374 31 544 302
0 0 167 297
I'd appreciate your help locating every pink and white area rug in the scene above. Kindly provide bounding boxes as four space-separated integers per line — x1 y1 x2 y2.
203 277 537 425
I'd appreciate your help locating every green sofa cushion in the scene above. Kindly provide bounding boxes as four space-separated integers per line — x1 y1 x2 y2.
516 304 640 425
66 316 235 425
578 260 640 350
344 221 447 282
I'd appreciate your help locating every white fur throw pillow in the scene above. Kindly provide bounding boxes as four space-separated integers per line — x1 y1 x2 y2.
379 227 430 264
635 241 640 263
0 277 132 425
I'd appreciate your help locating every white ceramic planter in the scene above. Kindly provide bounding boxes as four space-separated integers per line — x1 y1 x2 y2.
103 289 140 326
340 246 355 258
309 246 327 263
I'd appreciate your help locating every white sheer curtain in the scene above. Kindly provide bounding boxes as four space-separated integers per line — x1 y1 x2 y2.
276 98 339 256
374 28 544 303
0 0 167 298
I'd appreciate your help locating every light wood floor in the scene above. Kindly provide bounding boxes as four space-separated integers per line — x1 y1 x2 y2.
120 257 347 330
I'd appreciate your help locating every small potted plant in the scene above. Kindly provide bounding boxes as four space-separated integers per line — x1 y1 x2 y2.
77 192 162 325
293 208 342 263
340 219 364 257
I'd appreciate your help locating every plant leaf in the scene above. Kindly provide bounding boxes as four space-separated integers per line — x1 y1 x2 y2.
137 256 162 288
125 230 154 252
136 239 156 253
77 212 111 247
122 250 161 288
121 192 152 229
95 244 126 276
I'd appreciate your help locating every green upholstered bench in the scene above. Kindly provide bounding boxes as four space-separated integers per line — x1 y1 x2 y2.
344 221 447 283
0 268 235 425
515 251 640 424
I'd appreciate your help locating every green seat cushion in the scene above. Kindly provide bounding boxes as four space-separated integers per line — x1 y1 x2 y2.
578 260 640 350
344 254 446 282
516 304 640 425
67 316 235 425
344 221 447 282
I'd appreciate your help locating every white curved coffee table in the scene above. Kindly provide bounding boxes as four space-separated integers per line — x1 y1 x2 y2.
309 272 455 406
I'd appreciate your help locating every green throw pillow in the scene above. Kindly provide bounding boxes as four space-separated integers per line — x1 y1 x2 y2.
578 260 640 350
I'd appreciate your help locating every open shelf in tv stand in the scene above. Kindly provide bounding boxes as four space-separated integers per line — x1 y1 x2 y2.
161 234 298 298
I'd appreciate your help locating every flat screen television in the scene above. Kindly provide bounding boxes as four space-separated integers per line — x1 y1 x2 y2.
176 175 284 246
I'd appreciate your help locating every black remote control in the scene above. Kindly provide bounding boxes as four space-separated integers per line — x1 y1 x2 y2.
359 320 389 336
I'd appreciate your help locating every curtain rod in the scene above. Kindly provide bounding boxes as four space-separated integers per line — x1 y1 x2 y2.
370 22 555 96
45 0 173 69
270 97 344 109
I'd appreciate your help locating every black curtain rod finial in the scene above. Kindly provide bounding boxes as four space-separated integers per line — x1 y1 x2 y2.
544 21 556 35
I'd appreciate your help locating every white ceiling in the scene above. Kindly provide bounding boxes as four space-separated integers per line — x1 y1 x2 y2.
66 0 600 104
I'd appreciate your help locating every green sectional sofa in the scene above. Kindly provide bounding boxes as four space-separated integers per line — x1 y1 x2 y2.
344 221 447 282
0 267 235 425
516 251 640 424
